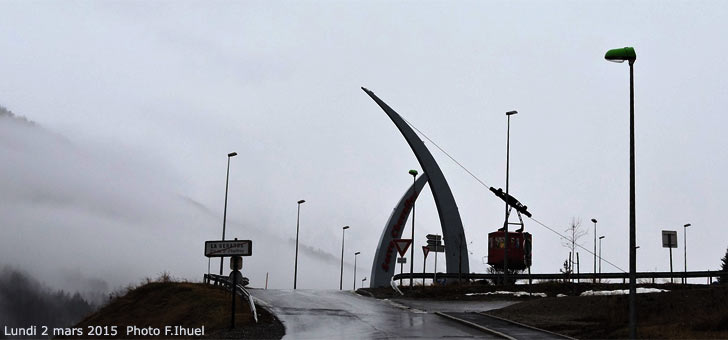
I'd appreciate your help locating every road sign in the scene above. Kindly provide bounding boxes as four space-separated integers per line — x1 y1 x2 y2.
426 234 443 248
427 245 445 253
422 246 430 258
397 257 407 264
230 256 242 270
426 234 442 241
392 239 412 257
662 230 677 248
205 240 252 257
662 230 678 283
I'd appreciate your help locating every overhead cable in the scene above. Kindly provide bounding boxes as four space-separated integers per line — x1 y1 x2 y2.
402 117 627 273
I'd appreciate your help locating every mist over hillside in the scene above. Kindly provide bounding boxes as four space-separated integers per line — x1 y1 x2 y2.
0 104 350 293
0 266 95 337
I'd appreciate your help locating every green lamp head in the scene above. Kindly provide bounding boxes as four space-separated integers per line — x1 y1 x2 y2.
408 169 418 176
605 47 636 64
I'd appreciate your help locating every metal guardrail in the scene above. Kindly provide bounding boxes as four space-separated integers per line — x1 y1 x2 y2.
204 274 258 323
393 270 728 284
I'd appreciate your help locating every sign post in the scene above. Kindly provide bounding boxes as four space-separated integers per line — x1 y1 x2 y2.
422 246 430 285
230 256 240 329
426 234 444 284
397 257 407 286
204 239 252 329
392 239 411 287
662 230 678 283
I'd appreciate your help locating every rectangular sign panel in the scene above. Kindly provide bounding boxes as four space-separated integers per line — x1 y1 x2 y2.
661 230 677 248
427 240 443 247
427 245 445 253
426 234 442 241
205 240 252 257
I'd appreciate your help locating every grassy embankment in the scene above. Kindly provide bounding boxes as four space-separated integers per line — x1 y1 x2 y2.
67 279 283 339
487 284 728 339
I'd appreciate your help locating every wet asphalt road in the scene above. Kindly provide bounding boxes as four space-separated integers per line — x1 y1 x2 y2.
251 289 510 339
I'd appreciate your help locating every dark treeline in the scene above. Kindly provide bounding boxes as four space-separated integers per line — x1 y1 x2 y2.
0 105 35 125
0 266 96 338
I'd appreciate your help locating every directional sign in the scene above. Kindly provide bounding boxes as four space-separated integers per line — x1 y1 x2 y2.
426 234 443 247
397 257 407 264
205 240 252 257
422 246 430 258
392 239 413 257
662 230 678 248
426 234 442 241
427 245 445 253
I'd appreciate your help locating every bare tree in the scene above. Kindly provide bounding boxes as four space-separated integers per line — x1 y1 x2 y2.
561 217 588 281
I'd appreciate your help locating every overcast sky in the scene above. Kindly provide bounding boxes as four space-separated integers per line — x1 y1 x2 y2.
1 1 727 291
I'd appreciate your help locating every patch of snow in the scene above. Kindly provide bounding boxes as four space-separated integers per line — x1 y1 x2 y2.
580 288 669 296
556 294 567 298
466 291 547 298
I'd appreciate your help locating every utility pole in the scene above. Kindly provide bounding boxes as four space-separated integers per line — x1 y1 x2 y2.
408 169 418 288
503 110 518 285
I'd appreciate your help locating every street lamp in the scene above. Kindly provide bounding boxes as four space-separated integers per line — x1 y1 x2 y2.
294 199 305 289
599 236 605 274
219 151 238 275
362 277 367 289
684 223 691 284
340 225 350 290
605 46 637 338
591 218 598 283
408 169 418 288
353 251 361 290
503 110 517 285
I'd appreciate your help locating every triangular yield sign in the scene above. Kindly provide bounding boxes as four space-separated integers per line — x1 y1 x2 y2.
392 239 412 257
422 246 430 258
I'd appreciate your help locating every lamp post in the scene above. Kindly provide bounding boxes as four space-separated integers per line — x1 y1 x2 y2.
591 218 598 283
219 152 237 275
684 223 691 284
408 169 418 288
340 225 350 290
503 110 517 285
605 46 637 338
599 236 605 274
294 199 305 289
353 251 361 290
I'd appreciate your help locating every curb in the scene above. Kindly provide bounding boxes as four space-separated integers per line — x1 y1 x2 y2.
434 312 515 340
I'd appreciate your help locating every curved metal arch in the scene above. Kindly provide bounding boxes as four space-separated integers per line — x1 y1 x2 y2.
363 87 469 285
370 174 429 288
